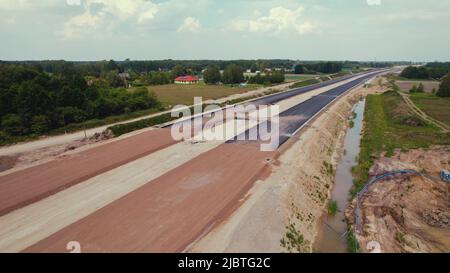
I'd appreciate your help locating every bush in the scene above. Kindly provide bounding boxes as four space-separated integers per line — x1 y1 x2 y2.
0 130 10 143
327 200 338 215
409 83 424 93
349 120 355 128
57 107 88 125
294 64 305 74
108 113 176 137
1 114 25 136
437 73 450 97
31 115 50 134
417 83 424 93
222 64 244 84
347 229 360 253
203 65 221 84
401 66 429 79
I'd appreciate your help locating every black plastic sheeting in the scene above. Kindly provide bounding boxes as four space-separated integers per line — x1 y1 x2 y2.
227 70 385 148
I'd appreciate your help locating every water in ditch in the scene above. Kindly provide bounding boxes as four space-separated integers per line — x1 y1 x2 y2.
315 99 365 253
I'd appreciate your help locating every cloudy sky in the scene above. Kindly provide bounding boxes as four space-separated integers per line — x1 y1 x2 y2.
0 0 449 61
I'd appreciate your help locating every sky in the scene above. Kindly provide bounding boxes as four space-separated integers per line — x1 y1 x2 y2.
0 0 449 62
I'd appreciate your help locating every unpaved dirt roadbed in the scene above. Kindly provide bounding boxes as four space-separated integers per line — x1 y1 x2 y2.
0 128 177 216
25 143 275 253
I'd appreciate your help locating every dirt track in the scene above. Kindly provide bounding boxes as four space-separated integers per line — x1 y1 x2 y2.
24 142 275 253
0 128 177 216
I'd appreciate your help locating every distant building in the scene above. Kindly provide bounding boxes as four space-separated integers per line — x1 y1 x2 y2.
174 75 199 84
118 72 130 79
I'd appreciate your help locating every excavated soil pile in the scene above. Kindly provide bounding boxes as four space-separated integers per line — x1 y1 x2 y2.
347 146 450 253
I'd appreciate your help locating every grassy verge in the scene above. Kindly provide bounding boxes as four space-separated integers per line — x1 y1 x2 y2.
410 93 450 126
330 71 351 79
290 78 320 89
347 229 360 253
351 91 450 196
284 74 317 82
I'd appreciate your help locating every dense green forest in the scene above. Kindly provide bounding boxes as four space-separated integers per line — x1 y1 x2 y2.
0 64 159 140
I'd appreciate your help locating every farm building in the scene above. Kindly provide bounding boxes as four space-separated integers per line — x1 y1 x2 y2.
174 76 199 85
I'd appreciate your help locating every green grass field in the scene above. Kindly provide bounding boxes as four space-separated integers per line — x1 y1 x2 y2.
351 91 450 195
144 83 261 106
410 93 450 126
290 78 320 88
284 74 317 82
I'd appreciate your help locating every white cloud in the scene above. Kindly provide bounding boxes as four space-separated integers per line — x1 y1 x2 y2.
0 0 35 10
63 11 104 39
366 0 381 6
63 0 159 39
227 6 315 35
381 10 446 22
0 0 62 10
177 16 201 33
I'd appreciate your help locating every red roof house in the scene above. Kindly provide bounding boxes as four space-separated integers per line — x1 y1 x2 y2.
174 75 199 84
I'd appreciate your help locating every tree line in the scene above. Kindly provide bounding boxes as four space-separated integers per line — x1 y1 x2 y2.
293 62 344 74
0 59 295 76
0 60 400 88
400 63 450 80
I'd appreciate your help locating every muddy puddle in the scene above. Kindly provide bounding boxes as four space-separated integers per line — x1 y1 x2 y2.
315 99 365 253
